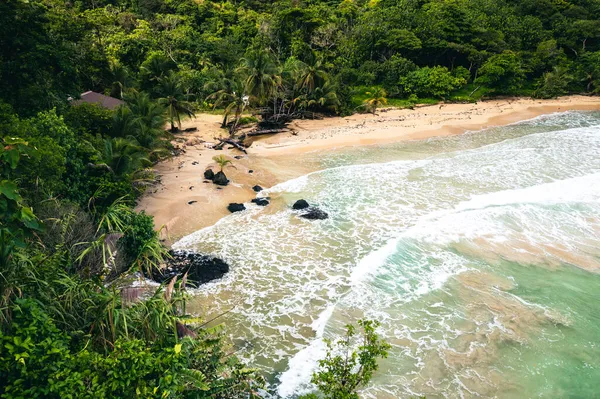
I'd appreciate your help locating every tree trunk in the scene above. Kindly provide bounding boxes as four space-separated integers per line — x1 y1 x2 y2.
221 114 228 128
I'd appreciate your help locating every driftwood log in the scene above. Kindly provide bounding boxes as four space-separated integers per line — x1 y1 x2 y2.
247 128 292 137
214 138 247 153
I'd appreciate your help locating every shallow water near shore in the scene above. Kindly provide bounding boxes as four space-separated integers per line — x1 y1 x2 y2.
174 111 600 398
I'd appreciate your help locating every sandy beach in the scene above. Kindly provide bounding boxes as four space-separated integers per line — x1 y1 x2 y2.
136 95 600 242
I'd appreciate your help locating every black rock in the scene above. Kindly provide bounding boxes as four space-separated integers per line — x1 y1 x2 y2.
292 199 310 210
188 200 197 205
149 250 229 286
192 161 199 165
227 203 246 213
213 171 229 186
234 155 243 160
204 169 215 180
251 198 269 206
248 170 254 173
252 185 263 192
299 207 329 220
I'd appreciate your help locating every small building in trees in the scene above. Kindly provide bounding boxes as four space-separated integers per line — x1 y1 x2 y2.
71 91 124 110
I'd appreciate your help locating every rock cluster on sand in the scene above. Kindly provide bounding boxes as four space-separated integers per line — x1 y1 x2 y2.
204 168 215 180
251 198 269 206
292 199 309 210
227 203 246 213
299 208 328 220
292 199 329 220
149 250 229 286
213 171 229 186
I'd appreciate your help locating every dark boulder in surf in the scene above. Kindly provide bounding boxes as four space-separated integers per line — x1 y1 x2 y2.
299 208 329 220
251 198 269 206
204 168 215 180
227 203 246 213
213 171 229 186
150 250 229 286
292 199 310 210
252 185 263 192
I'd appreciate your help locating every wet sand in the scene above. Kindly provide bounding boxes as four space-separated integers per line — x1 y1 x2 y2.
136 96 600 242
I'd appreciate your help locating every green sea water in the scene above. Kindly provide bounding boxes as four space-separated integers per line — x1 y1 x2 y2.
176 111 600 398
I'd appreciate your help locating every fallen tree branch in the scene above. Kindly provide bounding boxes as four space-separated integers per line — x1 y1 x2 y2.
215 138 247 154
247 128 292 137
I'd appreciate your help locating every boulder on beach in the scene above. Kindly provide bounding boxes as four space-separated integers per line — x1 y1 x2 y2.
300 208 329 220
204 168 215 180
213 171 229 186
227 203 246 213
251 198 269 206
292 199 309 210
252 185 263 192
149 250 229 286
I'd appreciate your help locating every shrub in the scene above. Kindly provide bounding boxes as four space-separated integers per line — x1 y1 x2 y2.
119 210 157 263
400 66 467 98
300 320 390 399
475 51 526 94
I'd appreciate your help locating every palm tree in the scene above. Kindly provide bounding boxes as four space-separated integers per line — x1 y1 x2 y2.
207 78 250 137
237 49 281 105
204 67 237 128
96 138 151 176
295 54 328 93
363 87 388 115
109 61 130 99
114 93 171 161
212 155 233 172
311 81 340 112
125 90 167 133
157 73 196 132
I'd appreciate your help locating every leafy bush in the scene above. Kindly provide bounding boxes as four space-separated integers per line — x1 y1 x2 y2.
300 320 390 399
380 56 417 96
533 65 573 99
237 115 258 126
400 66 467 98
475 51 526 94
119 210 157 262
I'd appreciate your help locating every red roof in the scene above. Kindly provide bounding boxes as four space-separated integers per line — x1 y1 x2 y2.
72 91 125 110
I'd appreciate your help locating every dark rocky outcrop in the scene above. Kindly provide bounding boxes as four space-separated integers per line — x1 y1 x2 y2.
292 199 310 210
252 185 263 192
299 208 329 220
248 170 254 174
227 203 246 213
150 250 229 286
213 171 229 186
204 169 215 180
251 198 269 206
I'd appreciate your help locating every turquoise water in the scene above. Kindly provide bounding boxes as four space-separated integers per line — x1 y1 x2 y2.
176 111 600 398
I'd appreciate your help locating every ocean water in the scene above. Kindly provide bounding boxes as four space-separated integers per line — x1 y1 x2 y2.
174 111 600 398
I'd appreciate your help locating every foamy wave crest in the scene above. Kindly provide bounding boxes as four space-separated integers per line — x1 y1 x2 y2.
455 173 600 211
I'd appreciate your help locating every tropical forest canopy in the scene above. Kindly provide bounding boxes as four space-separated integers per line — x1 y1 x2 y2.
2 0 600 119
0 0 599 397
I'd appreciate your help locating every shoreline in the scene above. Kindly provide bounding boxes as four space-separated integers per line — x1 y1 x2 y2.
136 95 600 242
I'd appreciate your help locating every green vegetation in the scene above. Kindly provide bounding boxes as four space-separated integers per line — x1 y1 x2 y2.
300 320 391 399
212 155 234 172
1 0 599 396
